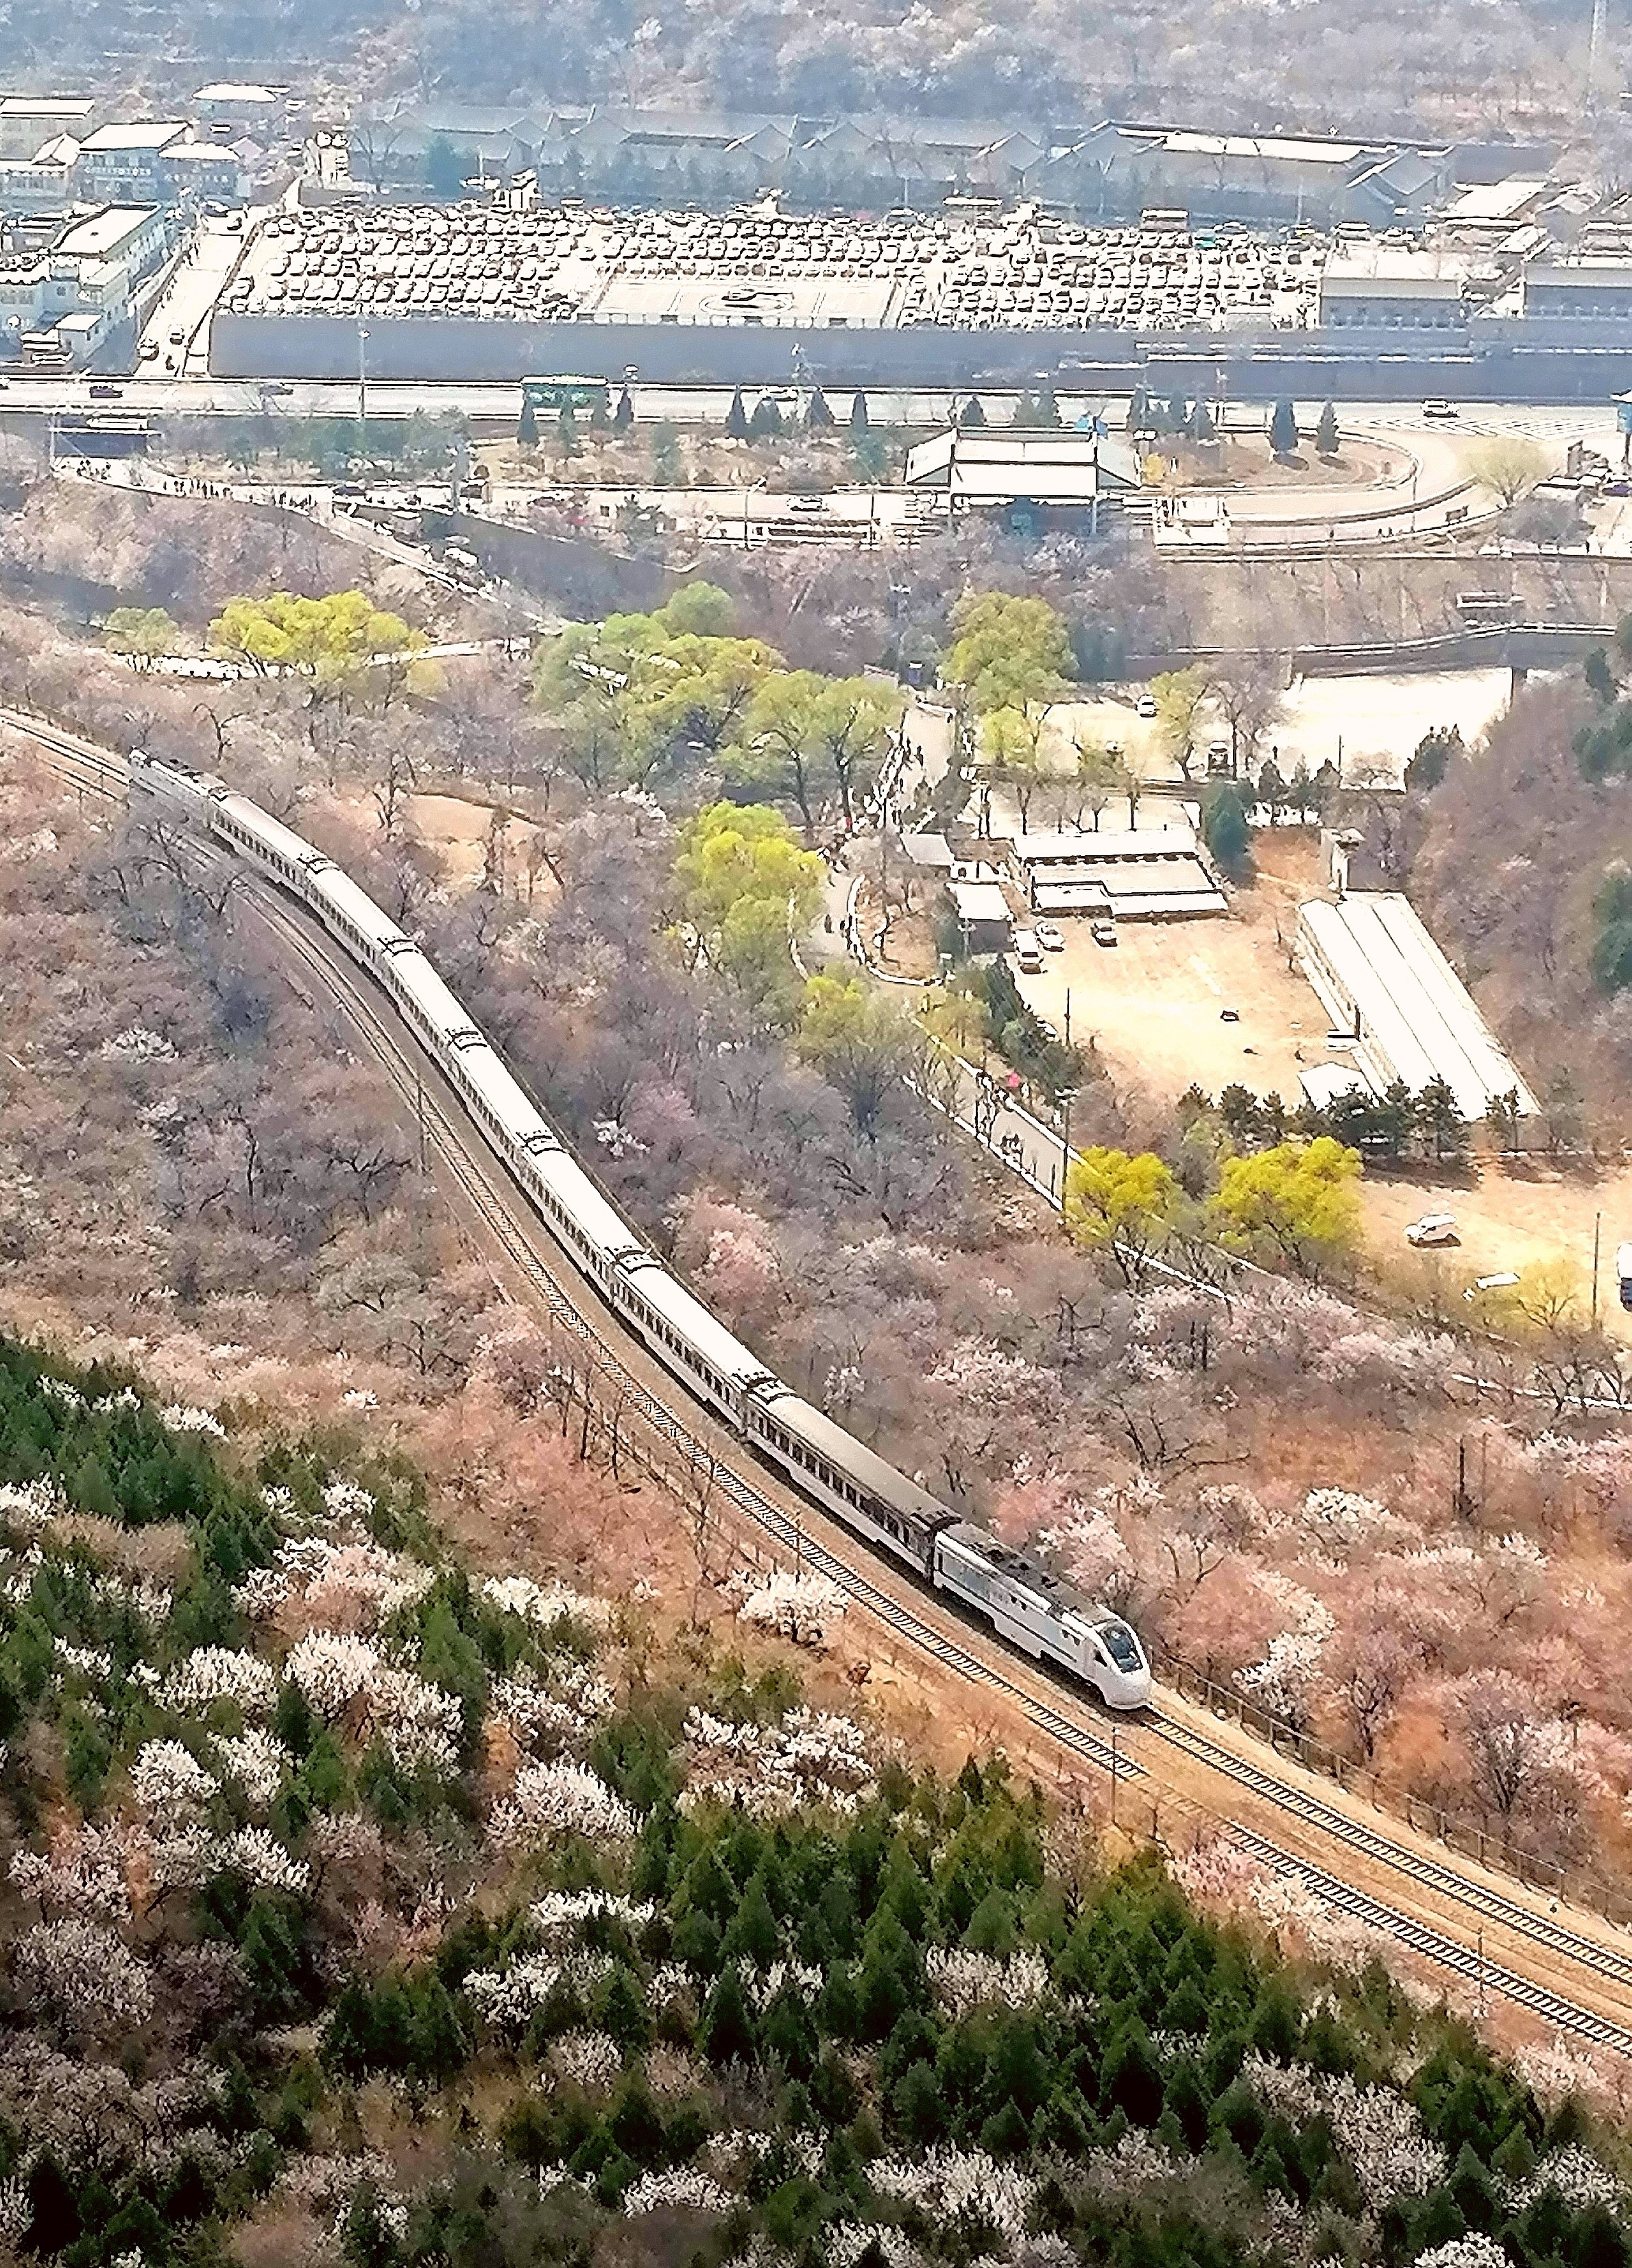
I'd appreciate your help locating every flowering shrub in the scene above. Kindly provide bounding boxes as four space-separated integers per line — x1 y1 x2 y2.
129 1741 219 1819
926 1944 1049 2017
14 1918 152 2036
734 1565 848 1647
160 1647 278 1718
680 1706 874 1817
872 2146 1035 2242
491 1760 637 1846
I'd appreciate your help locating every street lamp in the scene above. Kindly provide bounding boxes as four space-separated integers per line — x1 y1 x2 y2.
357 322 370 445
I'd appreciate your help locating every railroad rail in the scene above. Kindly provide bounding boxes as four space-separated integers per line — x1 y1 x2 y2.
12 708 1632 2057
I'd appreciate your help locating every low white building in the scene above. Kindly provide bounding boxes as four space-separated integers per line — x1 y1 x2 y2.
1295 892 1535 1120
1006 824 1226 920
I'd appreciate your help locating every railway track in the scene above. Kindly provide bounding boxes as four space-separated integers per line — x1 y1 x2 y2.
14 708 1632 2056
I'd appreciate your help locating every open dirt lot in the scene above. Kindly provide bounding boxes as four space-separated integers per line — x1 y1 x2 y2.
1012 832 1338 1106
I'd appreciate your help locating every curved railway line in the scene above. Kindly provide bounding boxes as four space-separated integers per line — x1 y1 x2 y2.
12 708 1632 2060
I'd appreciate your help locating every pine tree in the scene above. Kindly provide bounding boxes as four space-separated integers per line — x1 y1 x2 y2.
1269 397 1299 456
1316 399 1339 455
725 387 750 440
849 389 870 435
748 394 784 440
804 386 834 431
701 1961 756 2064
516 394 539 449
613 385 635 434
959 394 986 428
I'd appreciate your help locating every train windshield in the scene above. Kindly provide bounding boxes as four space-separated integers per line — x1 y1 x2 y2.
1101 1621 1143 1673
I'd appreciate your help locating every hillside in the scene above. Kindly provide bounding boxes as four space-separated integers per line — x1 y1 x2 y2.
0 1330 1624 2268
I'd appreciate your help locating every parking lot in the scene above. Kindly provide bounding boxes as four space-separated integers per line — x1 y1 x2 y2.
1012 879 1324 1106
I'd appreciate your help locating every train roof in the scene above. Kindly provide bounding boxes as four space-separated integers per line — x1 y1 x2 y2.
629 1263 772 1385
527 1147 649 1261
457 1042 560 1149
388 947 483 1042
939 1520 1128 1628
213 791 332 873
309 866 409 952
756 1388 955 1531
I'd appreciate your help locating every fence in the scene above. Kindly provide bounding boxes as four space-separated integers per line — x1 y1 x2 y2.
1155 1641 1632 1930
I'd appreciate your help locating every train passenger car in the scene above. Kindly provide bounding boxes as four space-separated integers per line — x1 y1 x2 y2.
382 947 485 1056
208 791 337 896
612 1260 774 1428
307 865 409 967
743 1383 952 1575
520 1147 649 1289
934 1523 1151 1707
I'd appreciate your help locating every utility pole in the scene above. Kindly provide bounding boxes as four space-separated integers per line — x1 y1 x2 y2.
1589 0 1608 111
357 322 370 447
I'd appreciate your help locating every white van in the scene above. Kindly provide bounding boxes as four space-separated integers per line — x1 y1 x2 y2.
1014 929 1045 972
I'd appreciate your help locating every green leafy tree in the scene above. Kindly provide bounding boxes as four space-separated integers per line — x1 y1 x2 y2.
1064 1147 1182 1290
945 592 1073 717
425 135 465 196
1212 1135 1363 1276
1405 726 1461 794
797 975 919 1136
1414 1074 1467 1162
1151 665 1211 782
1592 866 1632 992
104 606 178 668
1203 783 1251 872
673 802 824 1015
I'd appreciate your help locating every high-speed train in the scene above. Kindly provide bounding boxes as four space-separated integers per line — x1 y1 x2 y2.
131 751 1151 1710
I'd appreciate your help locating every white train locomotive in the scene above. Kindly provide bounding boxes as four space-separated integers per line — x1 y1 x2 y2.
132 752 1151 1710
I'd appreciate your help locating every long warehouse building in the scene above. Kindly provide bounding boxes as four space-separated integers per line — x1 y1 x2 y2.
1295 892 1537 1121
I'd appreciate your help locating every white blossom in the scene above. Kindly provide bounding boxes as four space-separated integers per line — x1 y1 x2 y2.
872 2146 1034 2241
492 1760 637 1844
1505 2145 1622 2210
1415 2241 1511 2268
926 1945 1049 2018
213 1727 289 1811
734 1566 848 1647
1244 2055 1445 2205
160 1405 226 1438
219 1827 310 1894
531 1889 655 1941
481 1573 612 1631
680 1706 874 1819
14 1918 152 2034
550 2030 622 2090
623 2166 735 2214
129 1740 219 1818
10 1822 135 1921
465 1955 564 2031
160 1647 277 1718
826 2225 917 2268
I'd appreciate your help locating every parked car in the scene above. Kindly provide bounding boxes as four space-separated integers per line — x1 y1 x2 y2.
1405 1212 1459 1248
1091 920 1118 947
1421 399 1459 421
262 381 293 396
88 383 121 398
1035 920 1065 951
786 494 826 514
168 328 186 346
1136 693 1158 718
1013 929 1045 972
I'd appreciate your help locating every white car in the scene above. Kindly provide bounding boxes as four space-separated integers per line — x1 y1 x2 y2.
1405 1212 1459 1248
1421 399 1459 421
1136 693 1158 718
1035 920 1066 951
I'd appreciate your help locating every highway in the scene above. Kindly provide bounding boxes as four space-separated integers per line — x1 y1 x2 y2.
12 703 1632 2057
